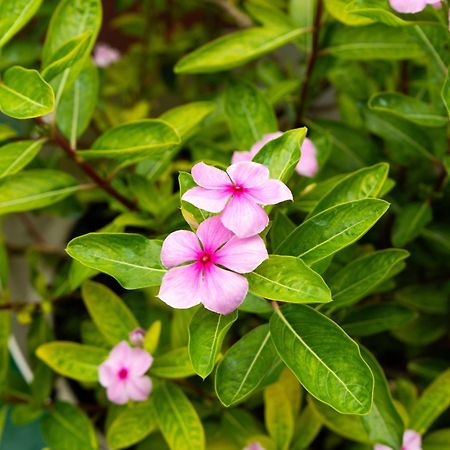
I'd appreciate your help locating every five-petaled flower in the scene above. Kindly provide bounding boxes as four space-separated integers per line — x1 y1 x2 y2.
99 341 153 405
158 216 268 314
374 430 422 450
182 161 292 238
389 0 440 13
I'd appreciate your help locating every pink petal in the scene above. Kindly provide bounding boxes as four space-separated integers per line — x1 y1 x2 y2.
158 264 202 309
128 348 153 376
221 195 269 238
403 430 422 450
296 138 319 178
389 0 427 13
182 186 230 213
200 265 248 314
227 161 270 188
126 376 152 402
98 362 115 387
215 235 268 273
191 162 231 189
107 382 129 405
196 216 234 252
250 132 283 154
108 341 131 367
160 230 200 268
247 179 293 205
374 446 392 450
231 150 254 164
244 443 266 450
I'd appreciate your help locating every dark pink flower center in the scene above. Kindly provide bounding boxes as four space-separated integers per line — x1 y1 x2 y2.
118 367 129 380
229 184 245 196
197 251 215 267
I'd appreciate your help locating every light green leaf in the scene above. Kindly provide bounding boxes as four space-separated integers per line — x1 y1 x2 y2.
81 281 139 345
392 202 432 247
442 71 450 116
179 171 208 229
343 0 410 27
150 347 195 379
325 0 374 25
153 381 205 450
247 255 332 304
0 124 17 143
215 324 279 406
144 321 162 355
270 304 374 415
36 341 107 382
0 66 54 119
66 233 165 289
276 199 390 264
175 27 306 74
0 139 45 179
188 308 238 379
0 169 79 215
423 429 450 450
291 403 323 450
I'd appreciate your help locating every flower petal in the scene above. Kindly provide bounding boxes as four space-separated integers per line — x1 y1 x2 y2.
191 162 231 188
221 195 269 238
160 230 200 268
182 186 230 213
107 382 129 405
231 150 254 164
247 179 293 205
98 362 115 387
158 264 202 309
215 235 268 273
200 265 248 314
196 216 234 252
227 161 270 188
108 341 131 367
129 348 153 376
374 445 392 450
251 132 283 155
126 376 152 402
403 430 422 450
389 0 427 13
296 138 319 178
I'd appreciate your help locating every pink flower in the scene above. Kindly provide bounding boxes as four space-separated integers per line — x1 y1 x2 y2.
374 430 422 450
182 161 292 238
232 133 319 179
93 43 121 68
158 216 268 314
99 341 153 405
389 0 440 13
244 443 266 450
129 328 146 346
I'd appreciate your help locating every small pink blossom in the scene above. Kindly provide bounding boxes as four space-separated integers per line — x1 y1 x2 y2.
389 0 440 13
232 132 283 164
129 328 146 346
244 443 266 450
158 216 268 314
99 341 153 405
182 161 292 238
93 43 121 68
374 430 422 450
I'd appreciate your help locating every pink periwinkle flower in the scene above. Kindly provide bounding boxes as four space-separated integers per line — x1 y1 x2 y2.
244 443 266 450
129 327 146 346
158 216 268 314
389 0 440 13
93 43 121 68
232 133 319 179
99 341 153 405
182 161 292 238
374 430 422 450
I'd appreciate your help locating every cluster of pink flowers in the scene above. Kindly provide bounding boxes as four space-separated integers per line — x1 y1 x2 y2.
375 430 422 450
389 0 441 13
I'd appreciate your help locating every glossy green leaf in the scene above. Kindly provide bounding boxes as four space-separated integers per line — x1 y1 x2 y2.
238 292 273 315
0 0 43 48
36 341 107 382
81 281 139 345
66 233 165 289
41 401 98 450
247 255 332 304
276 199 390 264
0 66 54 119
291 403 323 450
224 79 277 150
175 27 306 74
0 139 45 179
392 202 433 247
344 0 409 27
325 0 374 25
188 308 238 379
215 324 279 406
329 249 409 309
0 169 79 215
150 347 195 379
153 381 205 450
270 304 374 415
179 171 209 229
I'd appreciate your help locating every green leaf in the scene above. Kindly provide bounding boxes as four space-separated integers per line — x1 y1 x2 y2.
325 0 374 25
247 255 332 304
392 202 433 247
41 401 98 450
0 0 43 48
153 381 205 450
344 0 410 27
341 304 416 337
0 66 54 119
423 429 450 450
309 163 389 217
36 341 107 382
369 93 448 128
144 321 162 355
66 233 165 289
106 400 157 450
253 128 306 182
0 169 79 215
329 249 409 309
270 304 374 415
0 139 45 179
81 281 139 345
224 79 277 150
410 368 450 434
215 324 279 406
395 285 448 314
0 124 17 143
393 315 447 346
442 71 450 116
291 403 323 450
150 347 195 379
276 199 390 264
0 303 10 390
188 308 238 379
175 27 306 74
